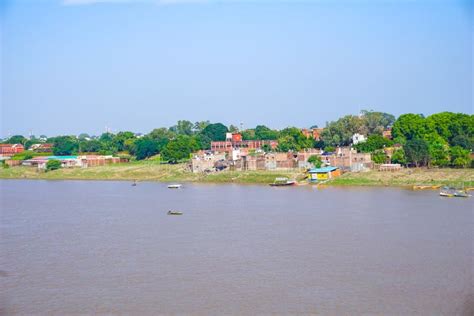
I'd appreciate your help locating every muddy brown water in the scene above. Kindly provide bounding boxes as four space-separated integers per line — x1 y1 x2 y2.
1 180 473 315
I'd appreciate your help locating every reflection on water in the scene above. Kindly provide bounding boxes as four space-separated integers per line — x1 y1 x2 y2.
1 180 473 314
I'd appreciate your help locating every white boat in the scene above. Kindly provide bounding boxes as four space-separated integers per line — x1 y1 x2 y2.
167 184 182 189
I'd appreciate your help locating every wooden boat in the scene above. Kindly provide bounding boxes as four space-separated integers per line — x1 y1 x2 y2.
269 177 296 187
167 184 182 189
413 185 441 190
167 210 183 215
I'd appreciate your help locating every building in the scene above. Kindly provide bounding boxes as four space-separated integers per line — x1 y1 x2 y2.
352 133 366 145
211 133 278 154
0 144 24 156
320 147 373 171
308 167 341 182
264 152 296 170
21 155 127 170
30 143 53 153
190 152 227 173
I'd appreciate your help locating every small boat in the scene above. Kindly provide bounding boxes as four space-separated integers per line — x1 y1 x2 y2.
454 190 471 198
167 184 182 189
439 191 454 197
131 180 137 186
167 210 183 215
269 177 297 187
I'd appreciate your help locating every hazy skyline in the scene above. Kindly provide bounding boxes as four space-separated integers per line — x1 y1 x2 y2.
1 0 472 137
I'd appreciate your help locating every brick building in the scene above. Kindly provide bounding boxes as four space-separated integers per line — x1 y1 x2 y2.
0 144 24 156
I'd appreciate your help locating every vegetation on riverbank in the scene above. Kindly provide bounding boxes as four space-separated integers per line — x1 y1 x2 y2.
1 161 473 187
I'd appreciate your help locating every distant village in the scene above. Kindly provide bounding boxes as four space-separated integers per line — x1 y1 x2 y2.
1 111 472 182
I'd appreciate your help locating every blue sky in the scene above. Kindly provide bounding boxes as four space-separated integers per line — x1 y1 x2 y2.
1 0 472 137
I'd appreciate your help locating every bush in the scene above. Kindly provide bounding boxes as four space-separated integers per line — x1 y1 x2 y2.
324 146 335 153
46 160 61 171
371 150 387 164
307 155 322 168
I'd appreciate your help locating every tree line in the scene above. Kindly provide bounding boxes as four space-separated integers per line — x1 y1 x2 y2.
2 111 473 167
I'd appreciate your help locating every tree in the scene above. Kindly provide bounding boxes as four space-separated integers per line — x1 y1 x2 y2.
371 150 387 164
255 125 279 140
4 135 27 145
132 137 160 160
241 129 256 140
392 114 426 142
450 134 473 151
46 159 61 171
79 140 102 153
354 134 393 153
424 134 449 167
403 138 429 167
321 115 365 146
51 136 79 156
450 146 470 168
360 110 395 135
161 135 199 163
113 131 135 151
308 155 322 168
170 120 194 136
193 121 210 134
228 125 239 133
391 148 406 165
201 123 228 141
78 133 90 140
277 127 313 152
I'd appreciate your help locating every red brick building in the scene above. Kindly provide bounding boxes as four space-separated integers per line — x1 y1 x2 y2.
211 133 277 154
0 144 24 156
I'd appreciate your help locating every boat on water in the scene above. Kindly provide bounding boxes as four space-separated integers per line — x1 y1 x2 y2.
167 210 183 215
439 186 471 198
454 191 471 198
167 184 182 189
269 177 297 187
131 180 138 186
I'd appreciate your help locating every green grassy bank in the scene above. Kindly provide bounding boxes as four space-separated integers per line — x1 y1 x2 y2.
1 161 473 187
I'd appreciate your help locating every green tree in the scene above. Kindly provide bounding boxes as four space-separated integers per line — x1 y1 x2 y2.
201 123 228 141
371 150 387 164
228 124 239 133
161 135 199 163
403 138 429 167
50 136 79 156
425 134 449 167
360 110 395 135
79 140 102 153
241 129 256 140
132 137 160 160
255 125 279 140
450 134 473 151
449 146 470 168
170 120 194 136
391 148 406 165
307 155 322 168
193 121 211 134
4 135 27 145
321 115 365 146
354 134 393 153
113 131 136 151
277 127 313 152
392 114 426 142
46 159 61 171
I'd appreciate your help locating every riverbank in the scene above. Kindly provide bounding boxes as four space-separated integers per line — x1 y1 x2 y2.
1 162 473 187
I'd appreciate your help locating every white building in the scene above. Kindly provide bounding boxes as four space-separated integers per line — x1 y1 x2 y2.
352 133 367 145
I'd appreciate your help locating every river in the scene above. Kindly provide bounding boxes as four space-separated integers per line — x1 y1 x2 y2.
1 180 473 315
